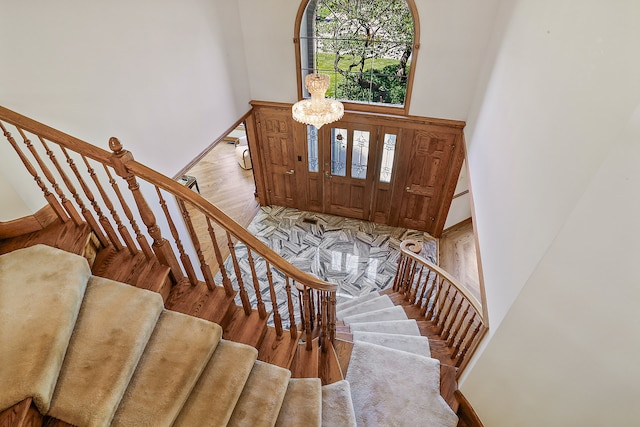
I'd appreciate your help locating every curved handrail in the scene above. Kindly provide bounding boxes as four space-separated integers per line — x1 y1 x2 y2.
399 239 483 318
0 104 336 293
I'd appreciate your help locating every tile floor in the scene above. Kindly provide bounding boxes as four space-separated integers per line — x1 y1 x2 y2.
216 206 437 319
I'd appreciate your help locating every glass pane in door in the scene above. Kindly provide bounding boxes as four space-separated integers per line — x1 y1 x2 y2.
331 128 348 176
351 130 370 179
307 125 319 172
379 133 397 183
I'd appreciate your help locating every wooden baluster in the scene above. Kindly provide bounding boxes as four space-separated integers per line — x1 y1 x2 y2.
16 129 82 225
456 322 483 368
321 291 329 352
58 147 111 247
109 137 183 282
452 312 477 361
78 155 126 250
434 282 452 326
329 291 336 343
265 262 283 336
309 287 316 331
437 286 458 334
392 254 406 292
104 165 149 256
403 262 419 301
157 193 197 285
447 304 470 347
0 121 68 222
177 199 215 289
298 287 306 334
442 295 464 340
302 287 313 351
426 277 445 321
285 277 298 339
420 274 439 317
409 265 424 304
415 270 432 308
227 231 251 315
246 248 267 319
206 218 233 296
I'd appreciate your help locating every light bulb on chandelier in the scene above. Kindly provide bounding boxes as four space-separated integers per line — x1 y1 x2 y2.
292 74 344 129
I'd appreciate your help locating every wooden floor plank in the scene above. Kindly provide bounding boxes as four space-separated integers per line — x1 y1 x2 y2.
165 279 236 326
222 306 269 348
257 327 300 369
0 399 42 427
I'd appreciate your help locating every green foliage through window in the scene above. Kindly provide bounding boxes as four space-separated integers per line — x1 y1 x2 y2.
300 0 415 107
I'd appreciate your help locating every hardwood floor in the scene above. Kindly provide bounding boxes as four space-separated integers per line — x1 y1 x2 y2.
184 140 259 230
439 219 482 302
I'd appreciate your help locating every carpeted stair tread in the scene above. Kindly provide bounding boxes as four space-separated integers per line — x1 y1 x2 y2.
353 331 431 357
275 378 322 427
346 341 458 427
47 276 163 427
111 310 222 427
348 319 421 336
174 340 258 427
336 295 394 320
227 360 291 427
0 245 91 414
321 380 357 427
342 305 408 325
335 291 380 311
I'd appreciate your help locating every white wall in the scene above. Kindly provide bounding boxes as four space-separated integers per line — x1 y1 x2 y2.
0 173 31 222
462 0 640 424
443 160 471 229
238 0 500 121
0 0 251 216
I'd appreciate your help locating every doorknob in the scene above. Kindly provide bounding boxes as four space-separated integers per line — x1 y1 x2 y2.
405 187 415 193
325 171 332 179
286 169 295 175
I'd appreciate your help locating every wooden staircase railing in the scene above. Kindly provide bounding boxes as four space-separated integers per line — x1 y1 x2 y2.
0 105 337 358
393 239 487 375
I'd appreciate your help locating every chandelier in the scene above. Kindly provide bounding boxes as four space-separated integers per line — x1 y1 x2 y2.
292 74 344 129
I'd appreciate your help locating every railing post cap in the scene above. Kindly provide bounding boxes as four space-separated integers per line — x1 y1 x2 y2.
109 137 123 153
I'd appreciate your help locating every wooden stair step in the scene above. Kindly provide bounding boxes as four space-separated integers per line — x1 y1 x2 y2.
0 398 43 427
166 279 237 326
222 306 270 348
257 327 301 369
290 339 319 379
0 220 92 258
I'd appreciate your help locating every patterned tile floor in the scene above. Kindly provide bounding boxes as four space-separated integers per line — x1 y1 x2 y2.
216 206 437 319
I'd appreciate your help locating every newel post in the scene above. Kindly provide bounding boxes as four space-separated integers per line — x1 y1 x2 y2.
109 137 184 283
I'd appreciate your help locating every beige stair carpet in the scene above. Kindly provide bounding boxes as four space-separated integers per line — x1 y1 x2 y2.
228 360 291 427
336 295 394 320
342 305 408 325
335 291 380 312
174 340 258 427
346 341 458 427
47 276 163 427
275 378 322 427
353 331 431 357
111 310 222 427
348 319 421 336
0 245 91 414
321 380 357 427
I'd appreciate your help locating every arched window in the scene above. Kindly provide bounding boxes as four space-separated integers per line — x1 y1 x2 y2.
295 0 419 114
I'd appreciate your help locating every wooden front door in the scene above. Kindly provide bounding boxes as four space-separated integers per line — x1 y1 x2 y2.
322 123 378 220
395 128 464 235
256 109 298 208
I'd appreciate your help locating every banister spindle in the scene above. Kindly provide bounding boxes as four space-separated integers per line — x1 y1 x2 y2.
227 231 251 315
159 193 196 285
437 285 457 333
453 312 477 360
409 265 424 304
104 165 149 256
246 248 267 319
109 137 182 282
265 262 283 336
416 270 432 308
456 322 483 368
421 274 439 317
17 129 82 225
285 277 298 339
426 277 445 321
321 291 329 352
447 304 470 347
442 295 463 340
434 282 453 326
206 218 233 295
177 199 214 289
60 146 109 247
79 155 126 250
0 121 68 222
302 287 313 351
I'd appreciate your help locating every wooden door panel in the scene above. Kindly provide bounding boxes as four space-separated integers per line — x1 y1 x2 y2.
256 108 299 208
398 129 458 234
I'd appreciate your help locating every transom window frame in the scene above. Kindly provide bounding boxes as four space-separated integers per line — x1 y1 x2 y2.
293 0 421 116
